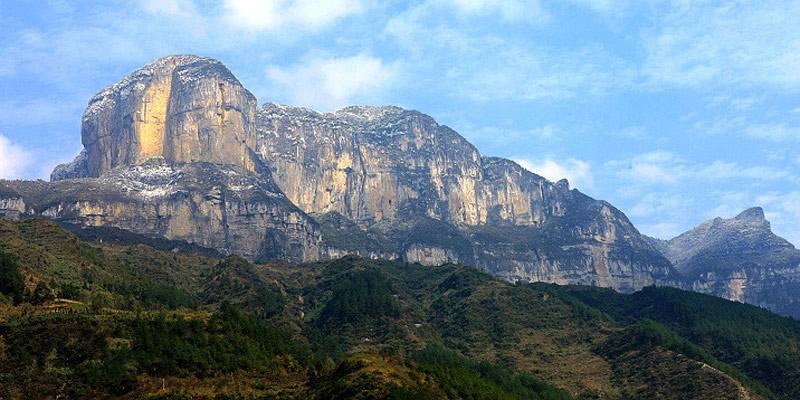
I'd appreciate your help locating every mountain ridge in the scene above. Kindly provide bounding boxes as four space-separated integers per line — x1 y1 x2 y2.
1 54 798 316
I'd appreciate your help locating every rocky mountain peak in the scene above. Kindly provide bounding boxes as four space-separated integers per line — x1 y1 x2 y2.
734 206 766 223
54 54 259 181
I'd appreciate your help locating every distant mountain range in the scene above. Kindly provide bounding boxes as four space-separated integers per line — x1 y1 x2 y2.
1 55 798 318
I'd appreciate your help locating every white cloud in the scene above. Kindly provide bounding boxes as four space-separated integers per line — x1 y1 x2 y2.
515 158 594 190
265 53 396 111
642 2 800 89
222 0 364 32
609 151 680 184
0 134 33 179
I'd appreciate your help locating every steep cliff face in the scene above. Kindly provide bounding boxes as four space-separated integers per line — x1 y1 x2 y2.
656 208 800 317
35 55 320 263
256 104 573 228
0 185 26 220
256 103 677 291
256 104 486 226
5 160 321 262
53 55 259 180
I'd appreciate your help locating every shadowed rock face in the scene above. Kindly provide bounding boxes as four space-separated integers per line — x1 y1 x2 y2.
53 55 259 180
653 207 800 317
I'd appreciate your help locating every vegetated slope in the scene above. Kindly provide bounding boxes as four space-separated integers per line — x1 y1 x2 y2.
1 219 799 399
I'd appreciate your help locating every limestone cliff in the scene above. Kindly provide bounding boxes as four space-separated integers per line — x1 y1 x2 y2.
53 55 259 180
655 208 800 317
39 55 320 263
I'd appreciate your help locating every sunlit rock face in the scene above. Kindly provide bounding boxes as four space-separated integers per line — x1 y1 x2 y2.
40 56 318 263
255 104 571 227
53 55 258 180
651 207 800 318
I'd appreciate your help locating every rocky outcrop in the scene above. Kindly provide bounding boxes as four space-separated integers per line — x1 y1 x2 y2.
404 244 461 266
7 159 321 262
655 208 800 317
53 55 259 180
0 186 27 220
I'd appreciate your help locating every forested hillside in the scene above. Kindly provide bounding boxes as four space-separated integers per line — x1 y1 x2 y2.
1 219 799 399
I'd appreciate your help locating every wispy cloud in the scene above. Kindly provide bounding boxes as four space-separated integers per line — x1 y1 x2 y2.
446 0 550 22
264 53 396 111
0 134 33 179
384 2 632 103
638 222 684 240
608 151 793 185
642 2 800 90
221 0 364 32
141 0 207 35
744 124 800 141
515 157 594 190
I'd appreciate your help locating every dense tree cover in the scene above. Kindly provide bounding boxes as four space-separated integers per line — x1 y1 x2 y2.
412 345 573 400
0 304 313 398
317 268 400 326
0 249 24 304
2 219 800 399
598 319 774 399
565 285 800 400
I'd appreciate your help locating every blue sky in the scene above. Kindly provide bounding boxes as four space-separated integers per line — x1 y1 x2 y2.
1 0 799 244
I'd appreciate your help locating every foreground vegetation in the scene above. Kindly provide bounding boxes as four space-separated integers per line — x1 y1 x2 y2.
1 218 799 399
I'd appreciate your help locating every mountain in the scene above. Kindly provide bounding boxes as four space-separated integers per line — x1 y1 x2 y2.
650 207 800 318
0 54 676 292
3 218 800 399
